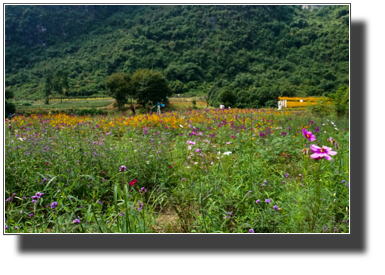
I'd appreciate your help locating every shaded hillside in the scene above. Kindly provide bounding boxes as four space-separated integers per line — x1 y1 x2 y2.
5 5 349 107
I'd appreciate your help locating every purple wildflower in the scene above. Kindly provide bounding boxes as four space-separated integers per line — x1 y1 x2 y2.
119 165 127 172
273 205 279 210
51 202 58 209
265 199 271 204
249 229 254 233
73 219 80 224
256 199 260 204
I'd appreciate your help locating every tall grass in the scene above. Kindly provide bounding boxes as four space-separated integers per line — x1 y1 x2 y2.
4 109 349 233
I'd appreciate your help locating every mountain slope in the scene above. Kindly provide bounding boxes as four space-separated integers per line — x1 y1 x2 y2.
5 5 349 107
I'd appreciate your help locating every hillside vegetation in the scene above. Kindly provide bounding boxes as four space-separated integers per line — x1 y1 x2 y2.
5 5 349 107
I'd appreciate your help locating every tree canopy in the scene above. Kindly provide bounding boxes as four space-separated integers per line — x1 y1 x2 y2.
107 69 172 108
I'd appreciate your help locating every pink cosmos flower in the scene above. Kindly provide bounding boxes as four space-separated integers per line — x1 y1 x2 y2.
310 144 337 161
129 179 137 186
302 128 316 142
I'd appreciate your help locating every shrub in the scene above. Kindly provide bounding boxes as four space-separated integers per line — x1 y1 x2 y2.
307 97 332 117
330 85 349 117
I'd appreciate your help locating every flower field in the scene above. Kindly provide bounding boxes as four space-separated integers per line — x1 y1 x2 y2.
4 108 349 233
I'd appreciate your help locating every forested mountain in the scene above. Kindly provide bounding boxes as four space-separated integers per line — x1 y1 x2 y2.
5 5 349 107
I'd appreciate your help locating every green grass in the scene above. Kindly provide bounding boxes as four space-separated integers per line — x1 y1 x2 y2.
16 99 113 111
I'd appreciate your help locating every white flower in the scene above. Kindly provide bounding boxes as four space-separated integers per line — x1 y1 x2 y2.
188 146 192 150
218 151 221 155
146 161 150 164
179 125 183 128
223 151 232 155
335 128 338 130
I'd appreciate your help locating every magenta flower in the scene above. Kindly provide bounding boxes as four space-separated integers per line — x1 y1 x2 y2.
265 199 271 204
119 165 127 172
310 144 337 161
73 219 80 224
302 128 316 141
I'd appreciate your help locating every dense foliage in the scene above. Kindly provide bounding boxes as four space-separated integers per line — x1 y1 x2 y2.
5 5 349 107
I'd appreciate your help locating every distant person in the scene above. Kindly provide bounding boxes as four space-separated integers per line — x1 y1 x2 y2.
150 105 155 114
131 105 136 116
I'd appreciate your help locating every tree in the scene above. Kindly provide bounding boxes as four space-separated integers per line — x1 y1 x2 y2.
218 87 236 107
44 71 53 104
131 69 172 106
52 69 69 103
106 72 132 109
5 88 16 117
